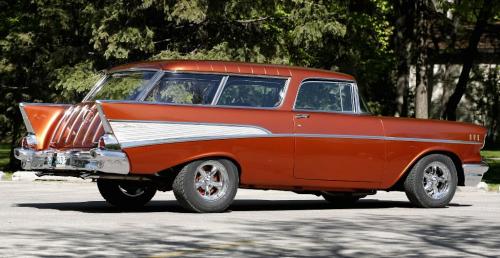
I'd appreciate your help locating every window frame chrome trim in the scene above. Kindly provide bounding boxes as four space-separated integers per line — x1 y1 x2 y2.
211 76 229 105
214 75 291 109
292 78 361 114
84 69 163 102
92 70 292 111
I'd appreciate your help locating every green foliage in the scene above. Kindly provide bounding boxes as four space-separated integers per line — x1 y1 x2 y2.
1 0 497 169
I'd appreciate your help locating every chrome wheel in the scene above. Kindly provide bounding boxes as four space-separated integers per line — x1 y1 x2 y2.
422 161 451 200
193 160 229 201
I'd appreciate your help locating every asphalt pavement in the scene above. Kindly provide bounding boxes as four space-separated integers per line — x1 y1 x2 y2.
0 181 499 257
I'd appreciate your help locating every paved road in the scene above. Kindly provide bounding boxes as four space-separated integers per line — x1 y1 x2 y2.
0 181 499 257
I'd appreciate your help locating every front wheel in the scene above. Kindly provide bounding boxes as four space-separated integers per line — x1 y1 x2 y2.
404 154 458 208
173 159 239 213
97 179 157 209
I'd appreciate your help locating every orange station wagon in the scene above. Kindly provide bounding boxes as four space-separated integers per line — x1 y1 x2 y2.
15 60 488 212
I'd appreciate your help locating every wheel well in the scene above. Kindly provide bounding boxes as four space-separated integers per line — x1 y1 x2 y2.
155 156 242 187
390 151 464 190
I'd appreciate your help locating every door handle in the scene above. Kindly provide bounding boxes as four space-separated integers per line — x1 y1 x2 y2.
295 114 310 119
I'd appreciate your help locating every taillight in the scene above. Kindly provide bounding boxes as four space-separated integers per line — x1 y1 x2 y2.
21 133 37 149
97 134 120 150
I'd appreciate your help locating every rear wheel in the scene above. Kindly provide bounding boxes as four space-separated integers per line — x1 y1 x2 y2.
173 159 239 213
97 179 157 209
404 154 458 208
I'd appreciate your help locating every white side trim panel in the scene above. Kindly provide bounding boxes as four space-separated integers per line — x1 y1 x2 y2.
110 121 270 148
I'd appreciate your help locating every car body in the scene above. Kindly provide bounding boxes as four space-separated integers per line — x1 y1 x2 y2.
15 60 489 212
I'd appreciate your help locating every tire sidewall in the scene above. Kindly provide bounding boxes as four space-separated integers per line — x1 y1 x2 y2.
97 179 157 208
181 159 239 212
411 155 458 207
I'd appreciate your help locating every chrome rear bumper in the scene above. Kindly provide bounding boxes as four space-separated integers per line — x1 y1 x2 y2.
463 162 489 187
14 148 130 175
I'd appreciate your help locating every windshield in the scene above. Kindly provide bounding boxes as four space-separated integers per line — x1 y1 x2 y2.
88 71 156 101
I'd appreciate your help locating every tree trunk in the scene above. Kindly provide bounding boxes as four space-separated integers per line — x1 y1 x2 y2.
394 0 415 117
442 0 492 121
415 0 429 119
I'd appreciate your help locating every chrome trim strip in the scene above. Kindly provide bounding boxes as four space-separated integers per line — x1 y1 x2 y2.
108 119 273 134
65 105 87 144
211 75 229 105
137 71 165 101
384 136 480 145
109 120 271 148
19 103 34 133
103 120 482 148
92 71 291 110
96 99 290 111
55 105 76 144
95 101 114 134
82 75 108 102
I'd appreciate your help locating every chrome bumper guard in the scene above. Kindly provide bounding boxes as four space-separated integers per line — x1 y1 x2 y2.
14 148 130 175
463 162 489 187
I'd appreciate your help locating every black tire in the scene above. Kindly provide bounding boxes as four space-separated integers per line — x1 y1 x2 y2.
322 192 365 206
173 159 239 213
404 154 458 208
97 179 157 209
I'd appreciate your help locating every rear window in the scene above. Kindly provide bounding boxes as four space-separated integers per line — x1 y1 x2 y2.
216 76 287 108
146 73 223 104
90 71 156 101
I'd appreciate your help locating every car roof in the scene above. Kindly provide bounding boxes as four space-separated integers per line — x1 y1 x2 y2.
109 60 355 81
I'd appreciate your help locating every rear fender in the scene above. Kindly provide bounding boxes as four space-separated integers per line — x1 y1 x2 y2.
19 103 70 150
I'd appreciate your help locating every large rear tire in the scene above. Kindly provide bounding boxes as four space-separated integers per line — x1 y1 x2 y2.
173 159 239 213
404 154 458 208
97 179 157 209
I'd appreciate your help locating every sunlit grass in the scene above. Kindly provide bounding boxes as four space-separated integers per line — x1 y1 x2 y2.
0 144 10 171
481 150 500 185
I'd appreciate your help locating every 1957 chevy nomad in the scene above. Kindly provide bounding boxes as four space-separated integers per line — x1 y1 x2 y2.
15 60 488 212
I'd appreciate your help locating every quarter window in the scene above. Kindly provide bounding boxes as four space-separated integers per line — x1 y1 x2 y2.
216 76 287 108
146 73 223 104
295 81 354 112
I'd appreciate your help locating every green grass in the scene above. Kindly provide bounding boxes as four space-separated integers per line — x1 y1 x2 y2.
481 150 500 186
0 144 10 171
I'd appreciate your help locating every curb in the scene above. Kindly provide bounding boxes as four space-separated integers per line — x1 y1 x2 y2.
10 171 91 183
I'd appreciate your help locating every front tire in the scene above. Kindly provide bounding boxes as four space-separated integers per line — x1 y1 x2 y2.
173 159 239 213
97 179 157 209
404 154 458 208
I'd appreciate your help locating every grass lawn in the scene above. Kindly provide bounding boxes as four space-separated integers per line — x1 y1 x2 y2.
481 150 500 189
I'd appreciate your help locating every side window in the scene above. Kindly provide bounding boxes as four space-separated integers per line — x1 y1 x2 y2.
216 76 287 108
295 81 354 112
146 73 223 104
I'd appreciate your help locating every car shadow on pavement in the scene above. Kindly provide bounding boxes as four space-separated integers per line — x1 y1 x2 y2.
15 199 470 213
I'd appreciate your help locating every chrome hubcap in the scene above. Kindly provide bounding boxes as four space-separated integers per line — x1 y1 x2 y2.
194 161 228 201
423 161 451 199
118 184 146 197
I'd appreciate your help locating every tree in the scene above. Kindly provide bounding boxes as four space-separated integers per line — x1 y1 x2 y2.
442 0 495 120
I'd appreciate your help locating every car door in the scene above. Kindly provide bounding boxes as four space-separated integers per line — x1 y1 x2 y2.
293 80 385 182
